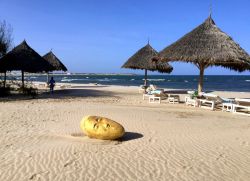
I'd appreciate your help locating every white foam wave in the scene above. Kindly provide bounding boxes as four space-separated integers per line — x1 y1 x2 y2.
61 78 88 82
143 79 165 82
97 78 118 82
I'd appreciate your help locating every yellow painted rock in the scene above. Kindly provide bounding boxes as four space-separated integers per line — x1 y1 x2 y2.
80 116 125 140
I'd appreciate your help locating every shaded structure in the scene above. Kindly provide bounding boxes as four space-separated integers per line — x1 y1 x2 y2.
0 40 53 87
159 16 250 92
122 43 173 86
43 51 67 82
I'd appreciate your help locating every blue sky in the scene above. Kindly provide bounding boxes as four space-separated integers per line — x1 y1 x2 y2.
0 0 250 75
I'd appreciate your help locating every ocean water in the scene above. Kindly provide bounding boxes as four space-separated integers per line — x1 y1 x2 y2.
2 74 250 92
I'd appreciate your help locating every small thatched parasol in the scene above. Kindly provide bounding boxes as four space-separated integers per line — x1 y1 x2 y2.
43 51 67 82
159 15 250 92
43 51 67 71
122 43 173 86
0 40 54 87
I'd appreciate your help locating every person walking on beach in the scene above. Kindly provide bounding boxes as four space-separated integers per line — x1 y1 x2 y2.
49 77 55 94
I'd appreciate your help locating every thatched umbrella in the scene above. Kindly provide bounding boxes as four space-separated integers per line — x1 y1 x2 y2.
0 40 54 87
159 15 250 92
43 51 67 82
122 43 173 86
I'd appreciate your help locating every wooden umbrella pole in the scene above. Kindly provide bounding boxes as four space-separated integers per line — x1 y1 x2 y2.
144 69 148 87
47 72 49 83
198 65 205 93
4 71 6 88
21 70 24 88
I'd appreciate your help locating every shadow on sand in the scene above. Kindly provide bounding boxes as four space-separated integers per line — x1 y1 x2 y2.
0 86 119 102
119 132 143 142
40 88 115 99
71 131 143 142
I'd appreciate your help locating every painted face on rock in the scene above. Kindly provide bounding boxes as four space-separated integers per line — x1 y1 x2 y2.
80 116 125 140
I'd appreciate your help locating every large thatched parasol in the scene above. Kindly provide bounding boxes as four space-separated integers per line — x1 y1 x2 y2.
159 15 250 92
122 43 173 86
43 51 67 82
0 40 54 87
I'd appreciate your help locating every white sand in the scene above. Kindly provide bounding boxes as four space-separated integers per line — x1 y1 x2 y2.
0 84 250 181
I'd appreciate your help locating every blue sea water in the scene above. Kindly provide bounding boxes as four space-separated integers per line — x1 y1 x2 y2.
2 74 250 92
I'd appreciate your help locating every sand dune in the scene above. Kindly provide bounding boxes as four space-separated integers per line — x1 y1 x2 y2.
0 85 250 180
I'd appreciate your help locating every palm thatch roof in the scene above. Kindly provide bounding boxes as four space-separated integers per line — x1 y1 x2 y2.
159 16 250 72
0 40 54 72
43 51 67 72
122 44 173 73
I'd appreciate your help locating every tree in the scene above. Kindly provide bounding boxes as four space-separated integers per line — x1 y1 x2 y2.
0 20 13 58
0 20 13 88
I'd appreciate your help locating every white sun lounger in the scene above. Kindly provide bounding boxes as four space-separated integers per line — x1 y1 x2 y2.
198 93 233 111
147 84 164 92
185 97 199 107
185 90 200 107
148 93 179 104
232 98 250 116
167 94 180 104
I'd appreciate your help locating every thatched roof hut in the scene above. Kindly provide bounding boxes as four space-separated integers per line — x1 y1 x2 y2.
43 51 67 72
0 40 53 72
122 43 173 86
159 16 250 92
122 43 173 73
0 40 54 87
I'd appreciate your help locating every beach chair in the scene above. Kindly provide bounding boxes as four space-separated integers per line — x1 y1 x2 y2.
148 91 168 103
198 93 234 111
184 91 201 107
143 89 163 101
146 84 164 92
167 94 180 104
149 93 180 104
232 98 250 116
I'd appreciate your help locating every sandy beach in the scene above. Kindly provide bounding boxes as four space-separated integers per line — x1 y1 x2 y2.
0 84 250 181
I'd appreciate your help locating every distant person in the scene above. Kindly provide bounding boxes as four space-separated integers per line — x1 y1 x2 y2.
49 77 55 93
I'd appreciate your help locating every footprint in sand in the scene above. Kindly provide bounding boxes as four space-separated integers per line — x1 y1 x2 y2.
241 141 249 147
216 153 226 161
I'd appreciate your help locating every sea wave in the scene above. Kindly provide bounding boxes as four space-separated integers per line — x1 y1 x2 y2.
245 80 250 82
61 78 88 82
97 78 119 82
143 79 165 82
